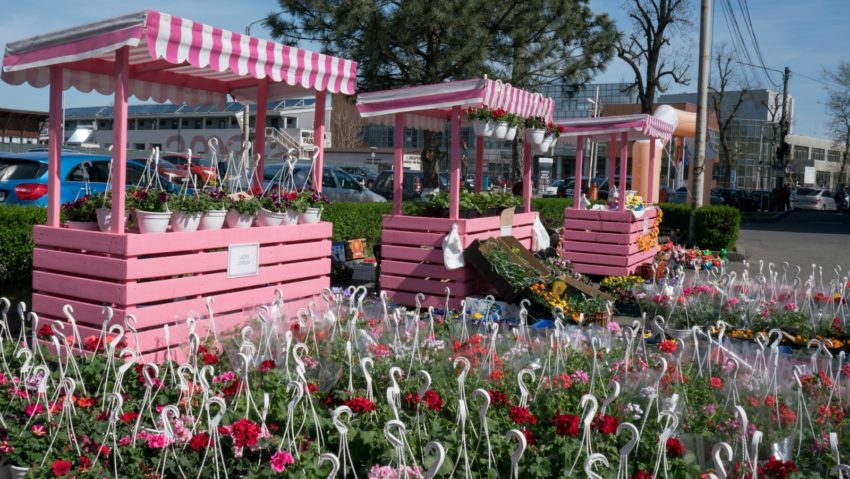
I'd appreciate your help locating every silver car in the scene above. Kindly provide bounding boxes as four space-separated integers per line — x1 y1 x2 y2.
263 164 387 203
793 188 836 210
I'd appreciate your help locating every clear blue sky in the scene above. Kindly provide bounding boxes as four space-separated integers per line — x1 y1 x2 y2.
0 0 846 138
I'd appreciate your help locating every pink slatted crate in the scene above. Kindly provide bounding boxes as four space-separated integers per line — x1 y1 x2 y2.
31 223 332 360
380 212 537 308
562 207 658 277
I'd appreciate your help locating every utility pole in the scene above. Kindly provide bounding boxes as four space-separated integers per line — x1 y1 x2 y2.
775 66 791 188
688 0 712 245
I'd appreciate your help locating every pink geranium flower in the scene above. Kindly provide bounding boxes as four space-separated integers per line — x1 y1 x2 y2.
270 450 295 473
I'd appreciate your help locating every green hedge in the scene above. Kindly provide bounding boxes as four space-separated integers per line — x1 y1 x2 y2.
323 202 392 250
0 206 45 304
657 202 741 251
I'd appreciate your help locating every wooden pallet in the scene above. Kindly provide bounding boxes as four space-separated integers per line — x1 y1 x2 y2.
380 212 537 308
31 222 331 360
562 207 658 277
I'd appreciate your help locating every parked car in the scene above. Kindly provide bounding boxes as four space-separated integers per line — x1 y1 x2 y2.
339 165 378 189
668 186 726 205
263 164 386 203
793 188 836 210
372 170 451 201
160 153 218 186
0 151 180 206
713 189 758 211
543 179 563 197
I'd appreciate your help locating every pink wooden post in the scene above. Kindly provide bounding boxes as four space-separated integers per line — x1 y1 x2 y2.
475 135 484 192
573 136 585 209
253 79 268 192
608 133 617 194
618 132 628 211
111 47 129 233
313 90 326 193
47 66 63 228
393 113 404 215
647 135 656 203
448 106 461 220
522 141 532 212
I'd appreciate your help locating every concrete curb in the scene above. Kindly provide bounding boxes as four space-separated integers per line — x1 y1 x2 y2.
741 210 790 224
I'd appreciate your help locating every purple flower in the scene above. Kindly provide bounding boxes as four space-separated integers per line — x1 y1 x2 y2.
157 192 168 203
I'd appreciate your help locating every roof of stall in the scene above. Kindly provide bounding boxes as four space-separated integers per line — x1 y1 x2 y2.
554 114 674 143
356 78 554 132
1 10 357 109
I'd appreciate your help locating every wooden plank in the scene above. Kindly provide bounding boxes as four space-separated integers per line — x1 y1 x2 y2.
33 271 127 304
34 248 128 279
561 230 640 245
627 248 657 267
571 263 632 277
33 293 129 327
563 219 638 234
381 260 471 281
463 226 533 247
463 211 537 234
562 241 640 256
563 251 630 267
382 215 460 233
380 245 444 264
124 221 332 255
380 274 479 296
565 208 656 222
382 230 445 247
33 225 129 255
126 240 331 279
125 258 330 304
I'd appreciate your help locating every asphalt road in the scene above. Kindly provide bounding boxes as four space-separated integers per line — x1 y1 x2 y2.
731 210 850 273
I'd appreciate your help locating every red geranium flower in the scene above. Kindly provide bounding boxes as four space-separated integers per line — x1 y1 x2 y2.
120 411 139 424
659 339 677 355
552 412 581 437
709 377 724 389
77 455 93 471
521 428 536 446
759 456 798 479
230 418 261 448
76 397 94 409
422 390 444 412
306 383 318 394
202 352 219 365
37 324 55 339
509 406 538 426
344 396 376 414
487 390 509 407
631 470 653 479
189 432 211 452
666 437 685 457
595 415 619 435
258 360 276 373
52 459 72 477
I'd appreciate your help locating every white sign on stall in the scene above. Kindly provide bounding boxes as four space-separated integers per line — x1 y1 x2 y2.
227 243 260 278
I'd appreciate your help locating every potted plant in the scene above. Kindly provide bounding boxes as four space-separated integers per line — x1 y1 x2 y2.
491 108 509 139
4 426 49 478
257 191 295 226
226 192 261 228
170 193 205 232
292 190 329 224
199 190 229 230
466 107 494 137
61 195 98 230
524 116 547 145
504 112 522 141
93 192 128 232
129 187 172 234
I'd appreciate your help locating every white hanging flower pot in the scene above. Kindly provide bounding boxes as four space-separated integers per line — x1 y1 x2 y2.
171 212 202 232
135 210 172 234
492 121 509 139
526 128 546 145
535 136 554 153
199 209 226 230
282 209 300 225
257 208 287 226
299 207 322 224
65 221 98 231
505 126 518 141
226 209 255 229
9 466 28 479
96 207 129 232
472 120 494 137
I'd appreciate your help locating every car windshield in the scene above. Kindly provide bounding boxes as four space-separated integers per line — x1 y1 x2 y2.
0 158 47 180
551 180 563 187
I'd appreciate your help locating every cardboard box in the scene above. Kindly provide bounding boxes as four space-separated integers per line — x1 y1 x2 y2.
464 236 550 302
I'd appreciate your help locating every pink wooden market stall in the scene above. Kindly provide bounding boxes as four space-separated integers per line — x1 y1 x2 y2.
556 114 674 277
2 10 357 360
356 79 554 308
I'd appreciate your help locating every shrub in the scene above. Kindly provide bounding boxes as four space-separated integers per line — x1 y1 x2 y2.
0 206 45 304
656 203 740 250
322 202 392 251
531 197 571 228
656 202 691 237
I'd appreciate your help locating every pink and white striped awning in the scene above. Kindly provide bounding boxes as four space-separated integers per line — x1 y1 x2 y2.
554 114 675 143
2 10 357 109
356 78 554 131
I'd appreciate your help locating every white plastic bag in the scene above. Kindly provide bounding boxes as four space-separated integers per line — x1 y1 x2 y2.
531 216 550 252
442 223 465 270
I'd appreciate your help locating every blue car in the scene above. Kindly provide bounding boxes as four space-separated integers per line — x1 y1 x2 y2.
0 151 180 206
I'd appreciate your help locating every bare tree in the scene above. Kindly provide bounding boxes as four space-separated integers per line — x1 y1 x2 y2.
616 0 692 113
825 62 850 186
709 51 749 188
330 95 366 149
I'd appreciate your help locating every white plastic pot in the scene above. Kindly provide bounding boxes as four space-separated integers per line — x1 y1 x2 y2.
299 207 322 224
226 209 255 229
171 212 202 232
492 121 509 139
472 120 494 137
282 209 300 225
135 210 172 234
505 126 518 141
65 221 98 231
199 209 226 230
257 208 287 226
9 466 27 479
526 128 546 145
535 136 553 153
96 207 129 232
